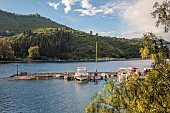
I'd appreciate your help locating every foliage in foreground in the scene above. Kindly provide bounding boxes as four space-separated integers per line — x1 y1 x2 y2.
85 33 170 112
85 1 170 112
85 63 170 113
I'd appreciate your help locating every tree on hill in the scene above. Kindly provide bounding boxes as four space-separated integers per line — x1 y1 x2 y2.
85 1 170 113
28 46 40 60
0 38 15 60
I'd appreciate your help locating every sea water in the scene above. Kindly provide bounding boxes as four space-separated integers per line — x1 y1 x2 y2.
0 60 153 113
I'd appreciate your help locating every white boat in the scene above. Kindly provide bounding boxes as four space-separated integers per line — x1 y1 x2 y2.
90 72 101 81
74 67 89 83
100 73 109 80
117 67 141 83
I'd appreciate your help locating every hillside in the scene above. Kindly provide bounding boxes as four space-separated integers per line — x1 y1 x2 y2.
0 10 142 60
9 28 141 60
0 9 69 36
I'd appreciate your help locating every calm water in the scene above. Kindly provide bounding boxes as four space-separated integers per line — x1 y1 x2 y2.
0 60 153 113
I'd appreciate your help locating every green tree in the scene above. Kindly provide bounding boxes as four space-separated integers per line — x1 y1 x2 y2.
0 37 15 60
28 46 40 60
85 62 170 113
152 0 170 32
139 32 169 66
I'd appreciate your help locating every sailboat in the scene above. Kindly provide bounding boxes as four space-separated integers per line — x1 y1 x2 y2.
90 42 101 81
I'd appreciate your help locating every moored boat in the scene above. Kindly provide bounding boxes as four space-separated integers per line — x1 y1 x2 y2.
64 72 73 80
90 71 101 81
117 67 141 83
74 67 89 83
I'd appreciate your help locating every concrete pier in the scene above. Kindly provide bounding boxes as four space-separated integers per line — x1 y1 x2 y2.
10 72 117 80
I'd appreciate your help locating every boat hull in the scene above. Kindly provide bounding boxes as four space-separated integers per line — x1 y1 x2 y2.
75 78 89 83
74 75 89 83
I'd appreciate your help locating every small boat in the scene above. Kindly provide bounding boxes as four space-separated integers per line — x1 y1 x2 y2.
64 72 73 80
90 72 101 81
100 73 109 81
64 75 72 80
128 67 141 75
56 74 64 79
74 67 89 83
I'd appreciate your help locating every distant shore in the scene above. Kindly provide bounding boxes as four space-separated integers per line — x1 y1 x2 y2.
0 58 144 63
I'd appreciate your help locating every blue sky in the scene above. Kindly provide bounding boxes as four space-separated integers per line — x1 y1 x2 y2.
0 0 169 40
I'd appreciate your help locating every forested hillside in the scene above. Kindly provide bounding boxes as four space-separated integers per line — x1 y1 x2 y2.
8 28 141 60
0 9 142 61
100 37 141 58
0 10 69 36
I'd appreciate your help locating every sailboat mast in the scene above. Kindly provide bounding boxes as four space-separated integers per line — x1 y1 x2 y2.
96 42 98 72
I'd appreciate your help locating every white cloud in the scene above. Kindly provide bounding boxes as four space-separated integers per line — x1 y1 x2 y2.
74 1 131 16
75 0 170 40
122 0 170 41
81 0 92 9
47 0 170 41
48 0 91 14
98 1 130 15
64 6 71 13
74 7 98 16
48 2 60 10
74 0 97 16
61 0 79 13
48 0 132 16
48 0 79 13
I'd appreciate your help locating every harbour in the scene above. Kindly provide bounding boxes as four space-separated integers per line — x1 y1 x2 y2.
0 1 169 112
0 60 153 113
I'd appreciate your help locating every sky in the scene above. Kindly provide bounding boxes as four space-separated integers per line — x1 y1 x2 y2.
0 0 169 41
